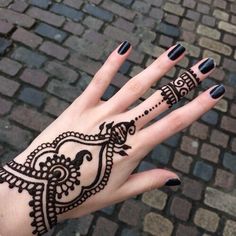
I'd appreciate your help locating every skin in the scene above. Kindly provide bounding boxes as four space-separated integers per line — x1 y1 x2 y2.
0 43 223 236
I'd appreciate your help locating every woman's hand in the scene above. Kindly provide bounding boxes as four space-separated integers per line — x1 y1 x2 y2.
0 42 224 236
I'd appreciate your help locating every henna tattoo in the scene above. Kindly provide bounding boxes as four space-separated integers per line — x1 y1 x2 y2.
160 68 200 108
134 69 200 121
0 67 200 235
0 120 136 235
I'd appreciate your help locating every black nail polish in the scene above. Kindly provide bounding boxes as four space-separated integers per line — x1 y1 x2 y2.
168 44 186 60
118 41 131 55
165 178 181 186
199 58 215 74
210 84 225 99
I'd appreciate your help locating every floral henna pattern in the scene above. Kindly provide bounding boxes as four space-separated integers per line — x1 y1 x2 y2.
0 68 200 236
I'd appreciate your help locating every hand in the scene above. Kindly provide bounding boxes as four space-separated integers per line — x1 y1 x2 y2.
0 42 224 236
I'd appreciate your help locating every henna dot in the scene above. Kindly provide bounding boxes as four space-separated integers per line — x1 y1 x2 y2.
135 117 138 121
139 115 141 118
144 110 149 115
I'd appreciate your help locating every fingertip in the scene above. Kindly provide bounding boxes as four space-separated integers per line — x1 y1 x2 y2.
117 41 132 55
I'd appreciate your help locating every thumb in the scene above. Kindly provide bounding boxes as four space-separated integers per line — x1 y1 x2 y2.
116 169 181 200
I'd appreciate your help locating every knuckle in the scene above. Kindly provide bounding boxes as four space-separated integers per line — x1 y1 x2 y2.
126 79 145 96
169 110 184 131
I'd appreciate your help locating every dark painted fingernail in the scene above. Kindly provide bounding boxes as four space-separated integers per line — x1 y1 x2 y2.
168 44 186 60
210 84 225 99
118 41 131 55
199 58 215 74
165 178 181 186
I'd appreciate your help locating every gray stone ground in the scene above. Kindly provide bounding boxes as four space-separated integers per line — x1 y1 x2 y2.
0 0 236 235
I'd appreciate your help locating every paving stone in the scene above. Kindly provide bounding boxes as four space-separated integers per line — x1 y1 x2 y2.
0 57 22 76
45 61 78 83
102 1 136 20
181 30 196 43
200 143 220 163
47 79 82 102
221 116 236 134
170 196 192 221
223 220 236 236
69 53 102 76
194 208 220 232
210 67 225 81
40 41 69 60
10 1 28 13
63 0 83 9
0 37 12 56
199 37 232 56
27 7 65 27
197 24 221 39
210 129 229 148
214 98 228 112
0 20 14 34
213 9 229 21
230 3 236 14
223 58 236 72
186 9 200 21
12 27 43 48
190 121 209 140
20 68 48 88
63 21 84 36
102 85 117 101
100 205 115 215
151 144 172 164
0 8 35 28
50 3 84 21
183 0 196 8
119 199 149 226
214 0 227 8
214 168 235 190
202 15 216 27
64 36 104 60
163 2 185 16
138 161 155 172
197 2 210 14
30 0 51 9
182 19 196 31
164 14 180 25
218 21 236 35
114 0 134 6
182 177 204 200
83 4 113 22
156 22 180 37
132 0 150 13
164 133 181 147
121 228 140 236
10 105 53 132
54 214 93 235
193 161 214 181
0 97 12 115
0 0 12 7
35 23 68 43
142 189 167 210
181 136 199 155
172 151 193 174
83 16 103 31
139 42 164 57
44 96 69 117
18 87 45 107
230 104 236 118
149 7 164 20
0 120 32 149
143 212 173 236
104 25 139 46
223 152 236 174
176 224 199 236
11 47 47 68
204 187 236 217
0 75 20 97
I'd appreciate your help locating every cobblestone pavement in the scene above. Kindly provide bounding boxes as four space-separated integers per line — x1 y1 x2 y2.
0 0 236 235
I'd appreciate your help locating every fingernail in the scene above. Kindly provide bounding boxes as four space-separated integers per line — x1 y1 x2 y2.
210 84 225 99
168 44 186 60
118 41 131 55
199 58 215 74
165 178 181 186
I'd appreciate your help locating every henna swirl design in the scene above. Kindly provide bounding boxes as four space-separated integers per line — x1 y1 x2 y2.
161 68 200 108
0 120 136 235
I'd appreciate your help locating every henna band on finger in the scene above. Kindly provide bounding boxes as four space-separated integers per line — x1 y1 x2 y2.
161 68 201 108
